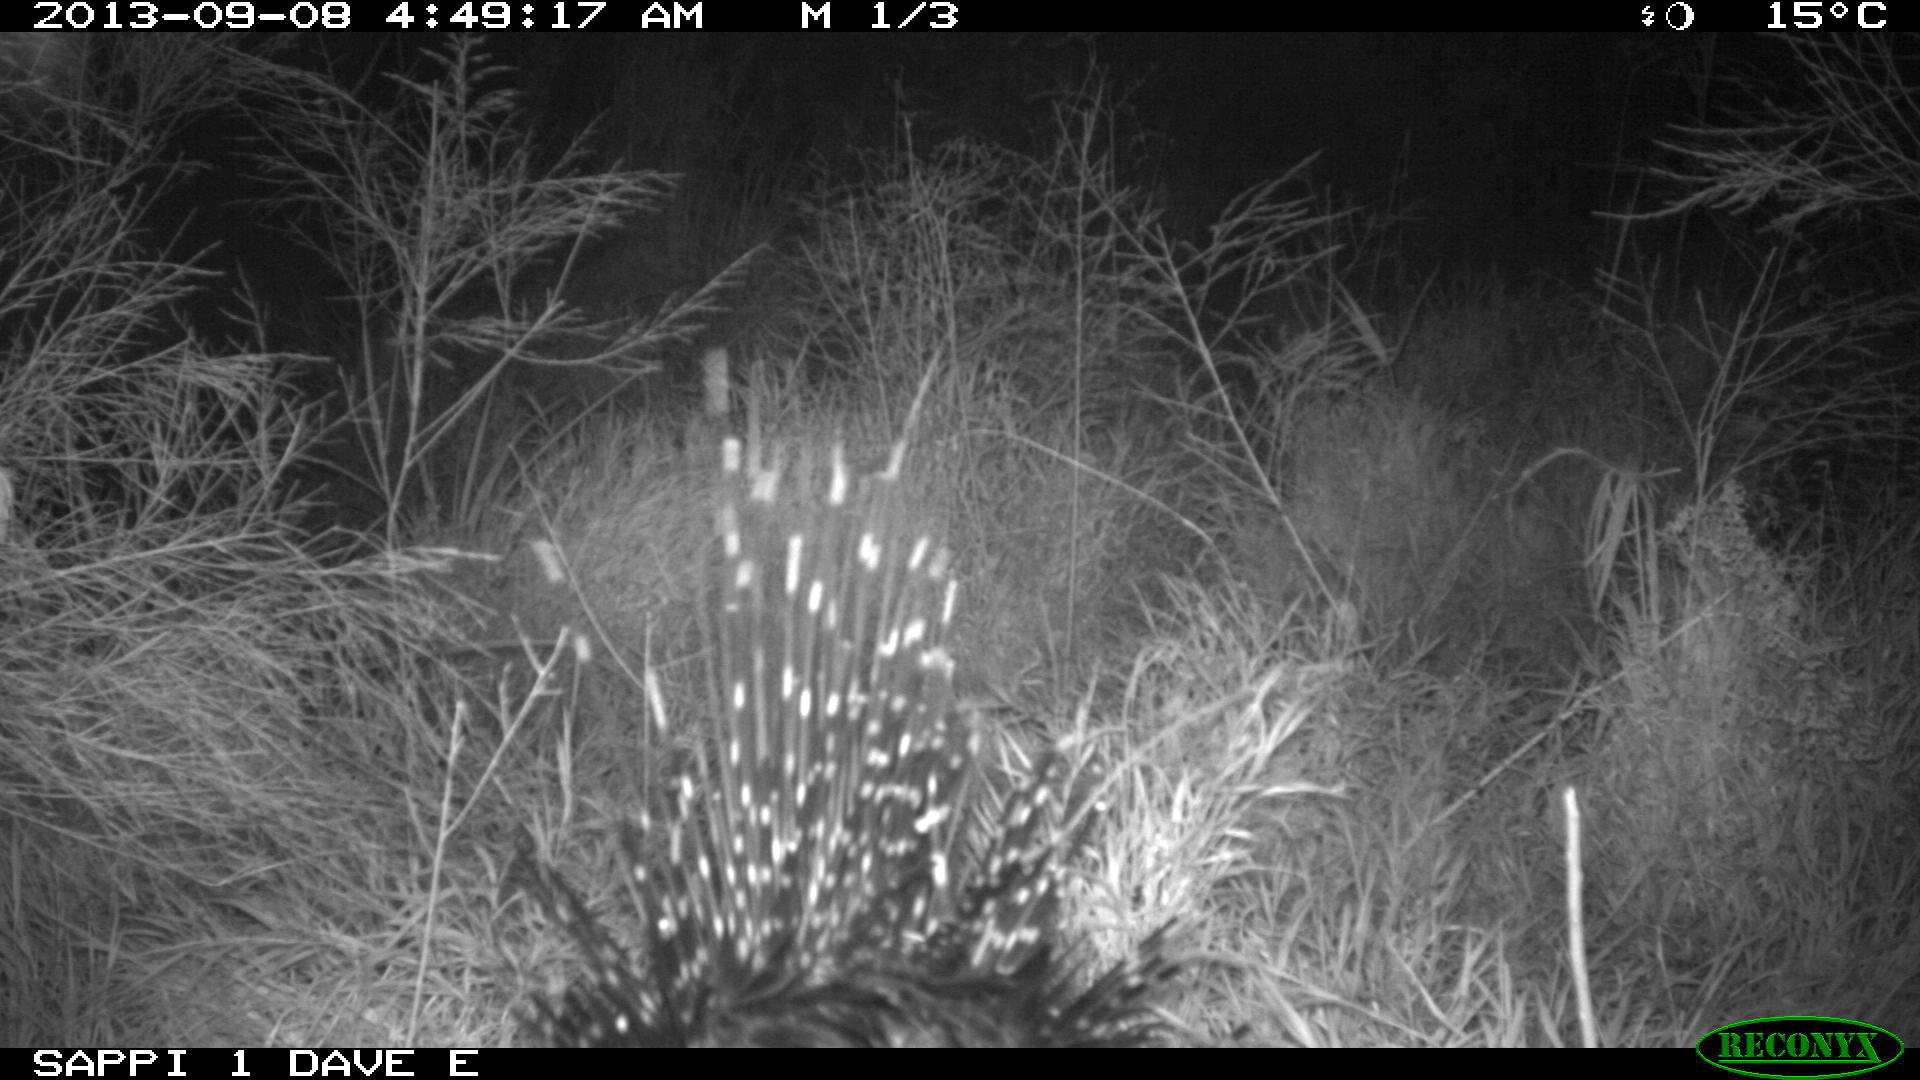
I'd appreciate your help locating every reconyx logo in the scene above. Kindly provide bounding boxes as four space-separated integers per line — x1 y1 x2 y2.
1697 1016 1904 1079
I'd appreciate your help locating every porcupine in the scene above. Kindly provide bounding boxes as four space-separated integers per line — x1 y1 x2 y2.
520 437 1175 1046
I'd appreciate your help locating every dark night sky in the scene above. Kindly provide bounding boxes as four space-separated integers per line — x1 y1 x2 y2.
487 33 1723 274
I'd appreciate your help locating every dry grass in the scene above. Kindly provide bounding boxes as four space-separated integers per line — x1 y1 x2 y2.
3 35 1915 1046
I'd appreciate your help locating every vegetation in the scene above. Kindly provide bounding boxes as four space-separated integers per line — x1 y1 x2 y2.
1 33 1913 1045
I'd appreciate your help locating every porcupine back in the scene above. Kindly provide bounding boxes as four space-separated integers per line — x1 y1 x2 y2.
523 437 1174 1046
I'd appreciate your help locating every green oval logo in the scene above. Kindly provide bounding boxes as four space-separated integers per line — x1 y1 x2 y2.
1698 1016 1905 1079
